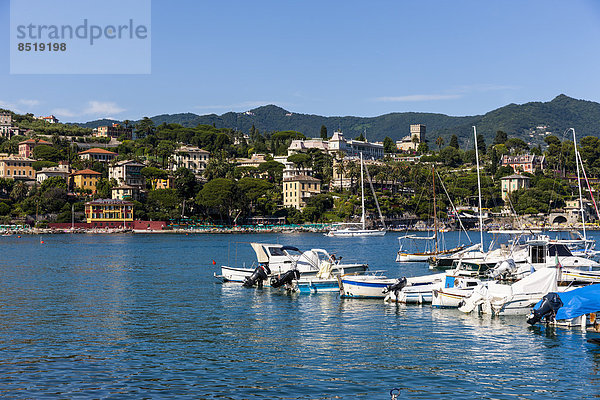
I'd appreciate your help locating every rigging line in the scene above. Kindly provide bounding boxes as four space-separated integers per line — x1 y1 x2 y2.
363 161 386 229
435 170 472 244
577 146 600 221
405 172 428 236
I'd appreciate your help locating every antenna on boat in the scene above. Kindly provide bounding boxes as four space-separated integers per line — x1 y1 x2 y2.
473 126 484 252
360 152 365 230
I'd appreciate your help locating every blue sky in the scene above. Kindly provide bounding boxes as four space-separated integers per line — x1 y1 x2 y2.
1 0 600 122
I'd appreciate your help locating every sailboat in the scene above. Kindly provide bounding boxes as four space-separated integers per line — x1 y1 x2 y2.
396 166 465 262
326 153 386 237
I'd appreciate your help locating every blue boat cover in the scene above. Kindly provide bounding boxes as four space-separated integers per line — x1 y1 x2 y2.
534 284 600 320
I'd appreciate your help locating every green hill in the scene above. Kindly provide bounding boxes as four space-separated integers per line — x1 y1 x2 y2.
76 94 600 146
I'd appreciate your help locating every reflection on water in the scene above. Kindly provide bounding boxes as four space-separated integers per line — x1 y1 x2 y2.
0 232 599 398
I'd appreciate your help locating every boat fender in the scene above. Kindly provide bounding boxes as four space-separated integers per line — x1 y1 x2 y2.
243 264 272 287
527 292 563 325
383 277 407 295
270 269 300 288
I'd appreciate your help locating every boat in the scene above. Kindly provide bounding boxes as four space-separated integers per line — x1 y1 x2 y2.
431 275 482 308
326 153 386 237
458 266 562 316
339 272 446 301
527 284 600 328
338 273 396 298
396 167 464 262
215 242 368 286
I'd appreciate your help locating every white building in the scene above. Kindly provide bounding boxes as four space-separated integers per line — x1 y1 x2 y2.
273 156 314 179
36 164 71 184
170 146 210 176
396 124 426 151
287 131 384 160
109 160 146 189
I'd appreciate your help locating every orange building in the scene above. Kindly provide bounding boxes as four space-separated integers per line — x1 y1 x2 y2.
0 155 35 180
71 169 102 193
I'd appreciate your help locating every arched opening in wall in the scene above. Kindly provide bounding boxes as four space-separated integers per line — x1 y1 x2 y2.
552 215 567 225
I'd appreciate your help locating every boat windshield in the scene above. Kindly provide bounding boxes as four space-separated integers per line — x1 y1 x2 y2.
548 244 573 257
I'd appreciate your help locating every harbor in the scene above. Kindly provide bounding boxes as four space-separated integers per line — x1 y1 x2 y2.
1 231 599 399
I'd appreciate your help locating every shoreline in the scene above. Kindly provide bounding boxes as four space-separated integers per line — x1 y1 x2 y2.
3 223 600 235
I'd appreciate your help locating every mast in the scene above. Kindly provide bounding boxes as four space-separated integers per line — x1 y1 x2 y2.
572 128 586 240
432 166 438 253
473 126 484 251
360 152 365 230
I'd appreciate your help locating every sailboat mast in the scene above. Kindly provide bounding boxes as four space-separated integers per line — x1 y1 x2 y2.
572 128 587 240
360 152 365 230
432 166 438 254
473 126 484 251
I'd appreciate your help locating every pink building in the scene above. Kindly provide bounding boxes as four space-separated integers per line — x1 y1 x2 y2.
18 139 52 158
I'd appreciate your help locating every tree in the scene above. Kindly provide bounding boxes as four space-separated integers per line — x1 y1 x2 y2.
505 138 529 154
493 130 508 145
146 189 180 220
96 178 116 199
435 136 444 151
417 142 429 154
449 134 459 149
287 153 311 169
135 117 155 139
33 145 61 162
320 125 328 140
141 166 168 189
476 134 486 155
174 167 198 200
196 178 237 222
383 136 396 153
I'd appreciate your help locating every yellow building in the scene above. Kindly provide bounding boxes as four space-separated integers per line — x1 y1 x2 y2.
500 174 530 202
85 199 133 226
71 169 102 193
283 175 321 210
154 176 174 190
0 155 35 180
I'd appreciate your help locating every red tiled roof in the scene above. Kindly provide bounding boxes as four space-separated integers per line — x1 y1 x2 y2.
71 169 101 176
18 139 51 145
78 148 117 155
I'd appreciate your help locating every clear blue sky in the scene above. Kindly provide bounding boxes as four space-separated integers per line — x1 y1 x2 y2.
1 0 600 122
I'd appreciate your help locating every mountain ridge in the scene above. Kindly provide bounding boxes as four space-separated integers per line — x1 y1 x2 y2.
74 95 600 145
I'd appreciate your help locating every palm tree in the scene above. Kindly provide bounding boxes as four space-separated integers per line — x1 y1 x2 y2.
436 136 444 151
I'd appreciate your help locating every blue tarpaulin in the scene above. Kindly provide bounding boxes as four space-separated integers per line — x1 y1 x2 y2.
534 284 600 320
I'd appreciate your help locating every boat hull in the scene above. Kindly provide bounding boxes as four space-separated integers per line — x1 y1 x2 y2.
218 264 368 284
339 276 396 298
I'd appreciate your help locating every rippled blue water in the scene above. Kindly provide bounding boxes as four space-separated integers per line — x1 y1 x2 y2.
1 231 600 399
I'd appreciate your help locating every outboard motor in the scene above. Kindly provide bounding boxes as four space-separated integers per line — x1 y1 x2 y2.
527 292 563 325
383 277 408 296
243 264 271 288
270 269 300 288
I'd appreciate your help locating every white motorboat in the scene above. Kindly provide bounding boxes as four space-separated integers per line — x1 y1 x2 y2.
431 276 482 308
326 153 386 237
458 267 561 316
216 242 368 286
338 273 395 298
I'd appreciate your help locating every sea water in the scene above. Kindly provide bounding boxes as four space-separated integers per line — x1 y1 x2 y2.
0 232 599 399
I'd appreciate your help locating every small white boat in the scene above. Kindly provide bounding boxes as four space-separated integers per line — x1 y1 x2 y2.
338 273 395 298
431 276 482 308
216 243 368 287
